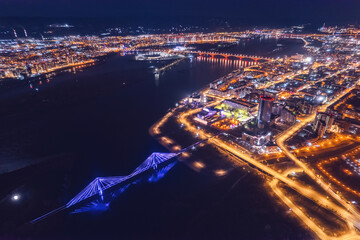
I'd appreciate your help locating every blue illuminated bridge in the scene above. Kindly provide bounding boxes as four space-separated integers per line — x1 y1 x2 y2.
30 139 209 224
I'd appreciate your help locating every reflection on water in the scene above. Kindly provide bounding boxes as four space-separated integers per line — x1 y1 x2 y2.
154 72 160 86
148 161 177 182
153 56 255 83
71 161 177 214
71 200 110 214
194 56 256 68
0 39 308 238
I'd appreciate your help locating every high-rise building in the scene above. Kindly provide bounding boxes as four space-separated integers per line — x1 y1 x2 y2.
315 120 327 138
257 95 274 129
313 112 335 135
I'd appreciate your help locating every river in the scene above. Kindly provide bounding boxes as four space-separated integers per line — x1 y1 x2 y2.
0 38 310 239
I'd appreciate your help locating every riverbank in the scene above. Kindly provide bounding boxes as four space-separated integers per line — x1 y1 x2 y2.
0 38 310 239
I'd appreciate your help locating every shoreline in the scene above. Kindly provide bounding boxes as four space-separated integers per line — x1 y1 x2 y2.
0 52 119 83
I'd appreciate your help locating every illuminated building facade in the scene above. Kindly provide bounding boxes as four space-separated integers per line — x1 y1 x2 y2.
257 95 274 129
313 112 335 136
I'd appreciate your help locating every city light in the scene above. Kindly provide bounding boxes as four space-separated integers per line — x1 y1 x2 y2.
3 16 360 240
150 27 360 240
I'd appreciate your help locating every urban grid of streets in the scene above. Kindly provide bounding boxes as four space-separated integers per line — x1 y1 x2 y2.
3 25 360 239
151 31 360 239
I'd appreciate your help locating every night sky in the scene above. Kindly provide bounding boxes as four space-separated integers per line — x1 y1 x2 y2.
0 0 360 25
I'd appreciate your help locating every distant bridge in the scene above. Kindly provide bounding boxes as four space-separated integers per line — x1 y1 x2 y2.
172 50 274 62
142 49 274 62
123 48 275 62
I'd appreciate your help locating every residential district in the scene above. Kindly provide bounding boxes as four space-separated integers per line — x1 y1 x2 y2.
150 27 360 240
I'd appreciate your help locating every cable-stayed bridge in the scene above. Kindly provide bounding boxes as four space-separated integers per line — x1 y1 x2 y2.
30 152 178 224
30 135 216 224
66 152 177 208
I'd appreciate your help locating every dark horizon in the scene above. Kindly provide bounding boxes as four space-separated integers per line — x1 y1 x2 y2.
0 0 360 27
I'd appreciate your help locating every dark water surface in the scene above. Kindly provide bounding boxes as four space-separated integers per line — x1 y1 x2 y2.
0 39 309 239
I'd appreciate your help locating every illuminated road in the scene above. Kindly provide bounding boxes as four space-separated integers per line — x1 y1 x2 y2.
270 169 359 240
276 81 360 224
176 97 360 239
150 51 360 239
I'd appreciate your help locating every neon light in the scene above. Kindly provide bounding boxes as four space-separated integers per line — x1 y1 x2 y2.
31 152 179 223
66 152 177 208
66 176 129 208
72 162 177 214
148 162 177 183
71 200 110 214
